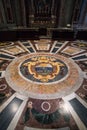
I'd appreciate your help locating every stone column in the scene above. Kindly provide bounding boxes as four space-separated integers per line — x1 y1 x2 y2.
0 0 7 28
79 0 87 27
51 0 55 15
20 0 26 27
31 0 35 14
58 0 66 27
14 0 22 26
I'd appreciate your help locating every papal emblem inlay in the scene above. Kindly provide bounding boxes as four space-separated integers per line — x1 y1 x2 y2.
20 56 68 83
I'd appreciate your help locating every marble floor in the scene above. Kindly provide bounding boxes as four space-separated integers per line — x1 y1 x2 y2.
0 39 87 130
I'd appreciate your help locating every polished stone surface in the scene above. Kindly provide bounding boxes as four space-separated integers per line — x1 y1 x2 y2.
0 40 87 130
5 53 83 99
20 55 68 83
0 97 22 130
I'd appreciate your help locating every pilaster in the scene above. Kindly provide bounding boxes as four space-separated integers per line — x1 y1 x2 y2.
20 0 26 27
14 0 22 26
0 0 7 28
79 0 87 27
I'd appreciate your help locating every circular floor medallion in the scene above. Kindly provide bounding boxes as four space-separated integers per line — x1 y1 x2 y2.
0 84 7 91
5 53 83 99
41 101 51 111
20 56 68 83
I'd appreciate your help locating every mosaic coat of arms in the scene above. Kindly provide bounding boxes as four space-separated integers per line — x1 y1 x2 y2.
20 56 68 83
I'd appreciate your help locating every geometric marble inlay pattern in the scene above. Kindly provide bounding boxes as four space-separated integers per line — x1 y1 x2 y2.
5 53 83 99
0 39 87 130
62 46 84 56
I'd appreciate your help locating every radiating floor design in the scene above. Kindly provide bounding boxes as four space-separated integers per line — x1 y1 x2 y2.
0 39 87 130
